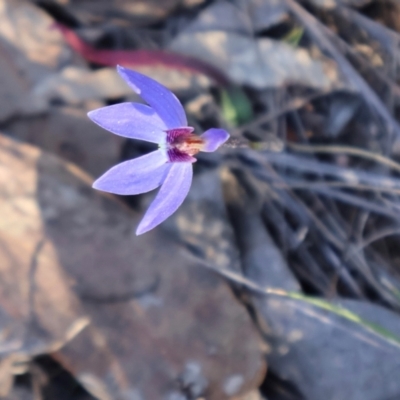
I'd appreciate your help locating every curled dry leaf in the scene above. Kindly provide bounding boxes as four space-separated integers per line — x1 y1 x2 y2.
168 1 342 90
0 0 73 121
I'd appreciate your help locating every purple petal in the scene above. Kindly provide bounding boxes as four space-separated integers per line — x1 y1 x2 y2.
166 127 194 143
136 163 193 235
93 150 170 195
88 102 166 143
200 128 230 152
117 66 187 129
167 148 196 163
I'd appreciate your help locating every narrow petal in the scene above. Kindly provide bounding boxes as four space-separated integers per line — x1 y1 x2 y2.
166 127 194 143
117 66 187 129
93 150 169 195
200 128 230 152
167 148 196 163
136 163 193 235
88 102 167 143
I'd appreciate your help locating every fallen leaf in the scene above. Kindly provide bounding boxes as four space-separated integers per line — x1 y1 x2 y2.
4 105 122 177
181 0 253 36
33 67 134 105
162 169 242 273
240 0 288 32
44 0 182 26
0 134 266 399
169 2 342 90
0 0 70 82
256 296 400 400
0 0 78 121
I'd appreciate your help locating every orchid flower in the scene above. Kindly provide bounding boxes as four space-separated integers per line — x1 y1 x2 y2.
88 66 230 235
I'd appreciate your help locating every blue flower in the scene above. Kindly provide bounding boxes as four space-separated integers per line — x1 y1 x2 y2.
88 66 230 235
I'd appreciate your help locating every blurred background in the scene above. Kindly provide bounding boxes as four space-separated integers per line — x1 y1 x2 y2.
1 0 400 399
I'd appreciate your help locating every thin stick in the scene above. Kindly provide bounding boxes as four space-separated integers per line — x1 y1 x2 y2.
287 142 400 174
285 0 400 144
183 250 400 349
234 91 328 136
272 180 400 195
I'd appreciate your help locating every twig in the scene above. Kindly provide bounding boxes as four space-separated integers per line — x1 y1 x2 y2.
183 250 400 349
285 0 400 146
287 142 400 174
349 226 400 257
272 180 400 195
234 91 329 136
261 151 400 190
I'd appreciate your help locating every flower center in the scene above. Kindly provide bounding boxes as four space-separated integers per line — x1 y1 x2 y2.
165 127 204 162
173 134 204 156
